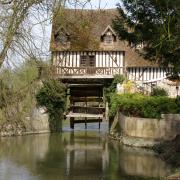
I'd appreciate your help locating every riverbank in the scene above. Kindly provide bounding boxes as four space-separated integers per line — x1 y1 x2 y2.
0 107 50 137
109 132 180 164
109 132 180 179
167 170 180 180
0 121 50 137
109 131 160 148
153 135 180 168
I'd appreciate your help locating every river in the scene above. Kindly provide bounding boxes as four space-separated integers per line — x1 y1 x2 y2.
0 123 174 180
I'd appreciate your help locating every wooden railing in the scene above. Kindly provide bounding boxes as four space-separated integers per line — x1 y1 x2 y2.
54 66 124 76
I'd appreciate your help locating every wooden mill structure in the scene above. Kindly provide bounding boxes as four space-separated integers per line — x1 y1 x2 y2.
50 9 171 129
67 84 105 129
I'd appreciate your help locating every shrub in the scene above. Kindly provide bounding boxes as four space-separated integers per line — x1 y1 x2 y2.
111 74 126 88
176 96 180 106
104 74 125 102
36 79 67 132
123 80 134 93
109 93 180 119
151 87 168 96
0 60 39 125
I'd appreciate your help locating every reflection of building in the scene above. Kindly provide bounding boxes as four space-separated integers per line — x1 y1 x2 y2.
0 132 174 179
64 132 109 178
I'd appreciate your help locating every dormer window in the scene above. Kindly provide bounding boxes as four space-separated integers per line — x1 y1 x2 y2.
104 31 114 44
54 27 70 45
59 32 68 44
101 25 117 45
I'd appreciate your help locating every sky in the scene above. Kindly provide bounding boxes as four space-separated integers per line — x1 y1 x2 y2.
3 0 120 68
67 0 119 9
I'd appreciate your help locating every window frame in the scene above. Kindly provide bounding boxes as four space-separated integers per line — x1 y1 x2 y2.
80 55 96 67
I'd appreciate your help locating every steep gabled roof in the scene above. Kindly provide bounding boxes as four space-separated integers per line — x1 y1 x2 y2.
50 8 118 51
54 26 70 36
101 25 117 37
50 8 160 67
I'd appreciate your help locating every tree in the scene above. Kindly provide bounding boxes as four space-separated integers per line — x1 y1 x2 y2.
0 59 40 124
36 79 67 132
0 0 92 68
113 0 180 77
0 0 47 67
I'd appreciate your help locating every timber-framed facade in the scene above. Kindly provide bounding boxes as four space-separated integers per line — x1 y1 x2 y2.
50 8 173 129
52 51 125 79
50 9 171 83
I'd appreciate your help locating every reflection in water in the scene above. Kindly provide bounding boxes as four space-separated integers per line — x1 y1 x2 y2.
0 131 173 180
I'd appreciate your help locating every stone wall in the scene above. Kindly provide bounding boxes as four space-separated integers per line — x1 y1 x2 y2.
0 107 50 137
25 107 50 134
118 112 180 147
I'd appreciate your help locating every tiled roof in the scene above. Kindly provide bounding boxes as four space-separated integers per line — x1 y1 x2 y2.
50 8 160 67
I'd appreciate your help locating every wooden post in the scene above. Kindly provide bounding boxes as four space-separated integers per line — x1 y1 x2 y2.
110 111 119 132
70 117 74 129
85 96 87 129
99 117 101 130
98 94 101 130
85 117 87 129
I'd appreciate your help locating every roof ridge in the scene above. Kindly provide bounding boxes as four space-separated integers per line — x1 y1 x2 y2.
62 8 117 11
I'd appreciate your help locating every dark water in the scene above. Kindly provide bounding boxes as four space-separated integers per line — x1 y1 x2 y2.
0 123 174 180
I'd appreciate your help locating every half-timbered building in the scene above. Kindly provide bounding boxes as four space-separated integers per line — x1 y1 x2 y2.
50 9 173 129
51 9 171 83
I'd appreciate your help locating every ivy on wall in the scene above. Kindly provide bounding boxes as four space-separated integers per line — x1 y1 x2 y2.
36 79 67 132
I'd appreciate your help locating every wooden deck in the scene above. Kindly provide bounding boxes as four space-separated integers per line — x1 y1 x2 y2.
66 113 103 118
70 97 103 103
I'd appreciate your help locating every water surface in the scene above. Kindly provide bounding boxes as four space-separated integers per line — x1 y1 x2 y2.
0 123 173 180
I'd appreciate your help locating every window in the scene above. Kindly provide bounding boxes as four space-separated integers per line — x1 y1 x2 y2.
59 33 68 44
80 55 95 67
80 55 87 67
54 31 69 44
104 35 113 44
101 26 117 45
89 56 95 66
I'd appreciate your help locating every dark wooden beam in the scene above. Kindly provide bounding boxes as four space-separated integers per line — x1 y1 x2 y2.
70 106 105 114
73 119 102 124
70 97 103 103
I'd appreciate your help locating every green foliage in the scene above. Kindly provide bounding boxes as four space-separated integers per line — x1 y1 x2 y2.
104 75 125 102
111 74 126 92
113 0 180 76
109 93 180 119
36 80 67 132
0 60 40 125
0 80 12 109
151 87 168 96
0 59 54 131
176 96 180 106
123 80 134 93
